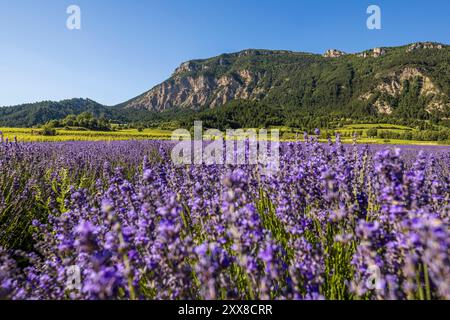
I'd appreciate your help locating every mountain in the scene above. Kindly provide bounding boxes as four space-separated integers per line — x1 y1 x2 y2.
1 42 449 128
123 42 450 120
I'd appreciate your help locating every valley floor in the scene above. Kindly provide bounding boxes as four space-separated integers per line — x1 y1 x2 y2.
0 125 449 146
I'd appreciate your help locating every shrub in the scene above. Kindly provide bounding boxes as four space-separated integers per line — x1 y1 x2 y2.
41 125 57 136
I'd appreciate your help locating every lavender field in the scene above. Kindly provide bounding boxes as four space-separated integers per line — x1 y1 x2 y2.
0 135 449 300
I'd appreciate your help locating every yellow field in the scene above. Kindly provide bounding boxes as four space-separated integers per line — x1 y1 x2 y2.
0 127 175 142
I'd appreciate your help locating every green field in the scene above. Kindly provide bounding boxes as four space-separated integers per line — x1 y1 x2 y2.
1 125 449 145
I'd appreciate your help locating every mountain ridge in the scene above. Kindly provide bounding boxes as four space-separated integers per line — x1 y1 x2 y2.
1 42 449 128
122 42 450 116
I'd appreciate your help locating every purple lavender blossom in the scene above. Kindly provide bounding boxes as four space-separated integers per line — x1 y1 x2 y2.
0 139 448 300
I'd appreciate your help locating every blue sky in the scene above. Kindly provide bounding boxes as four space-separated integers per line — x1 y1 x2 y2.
0 0 449 106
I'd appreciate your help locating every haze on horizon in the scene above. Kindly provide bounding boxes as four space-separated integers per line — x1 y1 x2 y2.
0 0 449 107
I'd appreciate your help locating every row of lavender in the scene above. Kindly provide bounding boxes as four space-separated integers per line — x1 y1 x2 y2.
0 137 449 300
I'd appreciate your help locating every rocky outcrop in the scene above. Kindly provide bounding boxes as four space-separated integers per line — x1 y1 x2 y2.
323 49 347 58
373 47 386 57
374 100 393 115
357 47 386 58
407 42 444 52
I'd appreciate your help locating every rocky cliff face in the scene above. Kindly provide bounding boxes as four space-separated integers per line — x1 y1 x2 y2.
126 68 267 111
359 67 449 114
125 49 300 111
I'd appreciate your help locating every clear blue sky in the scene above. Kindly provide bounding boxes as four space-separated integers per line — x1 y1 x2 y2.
0 0 449 106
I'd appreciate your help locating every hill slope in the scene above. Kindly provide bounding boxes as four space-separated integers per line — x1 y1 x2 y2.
0 99 113 127
0 98 155 127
